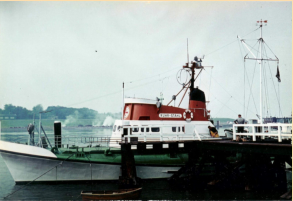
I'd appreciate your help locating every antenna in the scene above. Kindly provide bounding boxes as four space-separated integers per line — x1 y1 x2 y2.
187 38 189 63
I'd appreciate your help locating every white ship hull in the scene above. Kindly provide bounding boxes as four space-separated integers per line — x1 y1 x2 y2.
0 140 180 183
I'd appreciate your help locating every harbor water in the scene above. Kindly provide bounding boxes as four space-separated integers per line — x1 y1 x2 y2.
0 128 291 200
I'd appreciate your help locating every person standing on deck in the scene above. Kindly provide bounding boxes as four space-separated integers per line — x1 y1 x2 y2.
27 123 35 145
234 114 246 133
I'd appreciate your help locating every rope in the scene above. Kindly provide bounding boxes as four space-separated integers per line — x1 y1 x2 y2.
211 96 238 116
67 73 175 107
245 48 259 117
208 67 213 102
125 66 179 84
4 153 75 199
202 70 256 116
262 46 271 117
237 38 246 115
213 96 234 117
267 60 283 117
206 27 260 57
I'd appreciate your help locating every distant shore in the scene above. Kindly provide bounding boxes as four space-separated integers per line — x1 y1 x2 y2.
0 119 114 130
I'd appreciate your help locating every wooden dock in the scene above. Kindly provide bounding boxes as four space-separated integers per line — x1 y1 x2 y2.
119 138 292 197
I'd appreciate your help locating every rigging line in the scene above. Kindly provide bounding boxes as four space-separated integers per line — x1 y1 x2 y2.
67 74 174 107
267 57 283 117
208 67 213 101
205 39 238 56
263 45 282 117
213 96 233 117
262 62 269 117
125 66 179 84
237 38 246 116
278 82 280 117
263 46 272 117
4 153 75 199
245 50 259 117
263 40 279 60
202 69 256 115
243 39 261 58
126 74 173 92
206 27 260 56
211 95 240 116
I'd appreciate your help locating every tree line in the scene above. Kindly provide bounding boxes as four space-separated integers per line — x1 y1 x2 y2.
0 104 100 119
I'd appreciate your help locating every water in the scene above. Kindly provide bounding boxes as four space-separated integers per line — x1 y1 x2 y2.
0 128 290 200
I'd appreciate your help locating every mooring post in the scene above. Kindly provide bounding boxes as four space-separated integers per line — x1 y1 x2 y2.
119 143 141 188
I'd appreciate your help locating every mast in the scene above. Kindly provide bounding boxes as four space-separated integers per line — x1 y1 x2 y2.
259 21 263 123
122 82 124 119
238 20 279 123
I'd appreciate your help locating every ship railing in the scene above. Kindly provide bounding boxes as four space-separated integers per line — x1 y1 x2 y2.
233 123 292 142
41 136 111 149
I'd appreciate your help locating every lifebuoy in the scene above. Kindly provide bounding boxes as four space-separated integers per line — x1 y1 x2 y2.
183 110 193 121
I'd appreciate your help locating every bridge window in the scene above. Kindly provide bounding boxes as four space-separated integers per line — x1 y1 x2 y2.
141 128 144 132
112 125 116 132
172 127 176 132
182 126 185 132
132 128 139 132
178 127 181 132
151 127 160 132
146 128 150 132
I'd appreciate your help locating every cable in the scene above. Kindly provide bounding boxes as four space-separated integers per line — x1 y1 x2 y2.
206 27 260 57
237 38 246 115
208 68 213 101
125 66 179 84
267 59 283 117
245 49 259 117
262 46 271 117
67 73 175 107
202 69 257 116
213 96 234 117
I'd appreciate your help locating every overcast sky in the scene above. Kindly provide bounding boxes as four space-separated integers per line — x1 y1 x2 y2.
0 1 291 119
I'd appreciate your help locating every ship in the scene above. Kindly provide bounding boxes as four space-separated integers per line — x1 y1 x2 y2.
0 56 221 183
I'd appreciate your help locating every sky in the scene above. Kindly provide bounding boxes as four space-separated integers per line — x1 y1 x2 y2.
0 1 291 119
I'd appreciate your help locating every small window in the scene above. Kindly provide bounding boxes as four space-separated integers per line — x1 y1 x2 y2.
172 127 176 132
117 126 121 131
182 126 185 132
141 128 144 132
178 127 180 132
112 125 116 132
151 127 160 132
132 128 139 132
146 128 150 132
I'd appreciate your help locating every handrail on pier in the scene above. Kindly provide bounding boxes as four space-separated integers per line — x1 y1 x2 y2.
233 123 292 142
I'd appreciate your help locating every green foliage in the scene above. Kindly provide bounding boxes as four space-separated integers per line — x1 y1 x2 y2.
32 104 43 114
44 106 98 119
2 104 33 119
0 104 100 120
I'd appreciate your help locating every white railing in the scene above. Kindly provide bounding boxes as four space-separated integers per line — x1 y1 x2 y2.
233 123 292 142
44 136 111 149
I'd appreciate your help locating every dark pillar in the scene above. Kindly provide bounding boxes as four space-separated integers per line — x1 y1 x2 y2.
119 143 141 188
54 121 62 148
